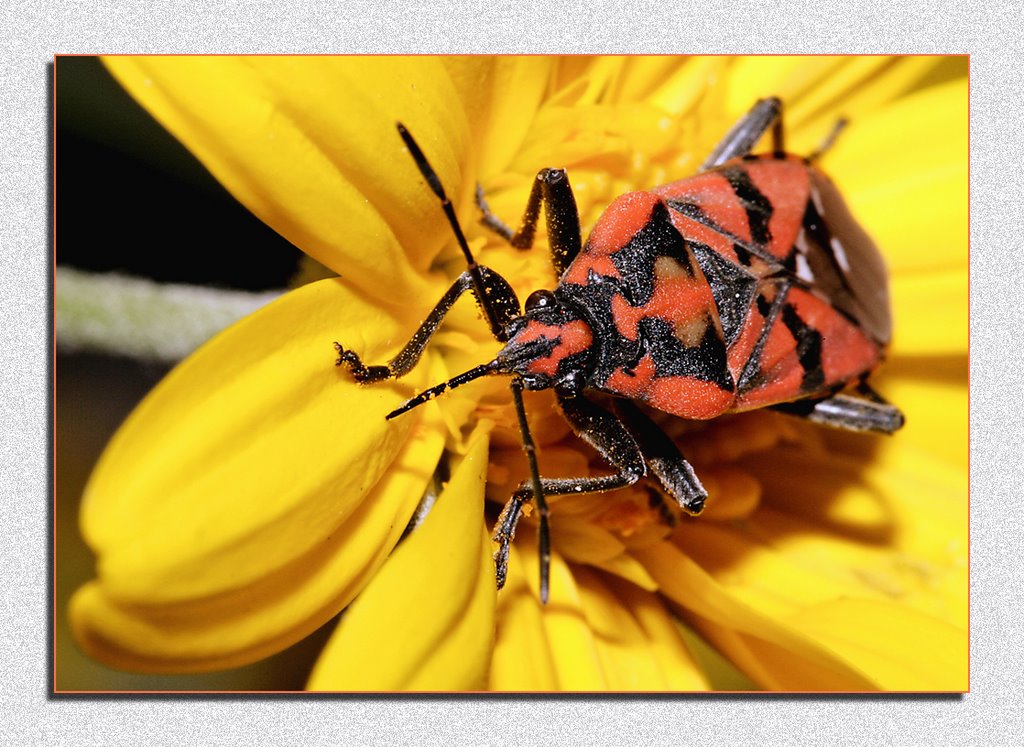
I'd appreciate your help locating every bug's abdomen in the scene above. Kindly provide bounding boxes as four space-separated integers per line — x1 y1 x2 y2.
655 155 812 268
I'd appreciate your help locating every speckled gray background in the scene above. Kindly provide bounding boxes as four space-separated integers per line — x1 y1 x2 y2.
6 1 1020 744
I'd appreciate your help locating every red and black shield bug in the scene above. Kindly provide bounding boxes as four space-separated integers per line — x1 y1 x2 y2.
334 98 904 602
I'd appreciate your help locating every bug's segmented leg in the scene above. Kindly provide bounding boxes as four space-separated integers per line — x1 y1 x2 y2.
475 184 515 240
701 97 783 170
492 390 647 595
612 399 708 515
334 266 520 383
771 391 905 434
476 168 583 279
806 117 849 163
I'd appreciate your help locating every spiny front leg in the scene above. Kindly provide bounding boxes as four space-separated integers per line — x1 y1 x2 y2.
492 390 647 594
333 342 390 383
491 471 641 592
334 265 520 385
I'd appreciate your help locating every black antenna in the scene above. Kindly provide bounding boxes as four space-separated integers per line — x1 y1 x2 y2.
396 123 551 602
386 361 498 420
396 124 507 342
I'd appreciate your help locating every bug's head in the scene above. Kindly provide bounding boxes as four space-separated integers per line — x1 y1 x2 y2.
384 289 595 420
495 289 595 392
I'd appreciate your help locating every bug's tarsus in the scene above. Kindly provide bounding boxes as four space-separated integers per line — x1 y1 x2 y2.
334 342 390 383
475 183 515 241
807 117 849 162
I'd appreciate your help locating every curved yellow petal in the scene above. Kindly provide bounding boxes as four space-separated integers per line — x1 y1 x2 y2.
499 529 708 691
737 438 967 621
441 57 555 181
69 410 443 672
306 427 496 691
876 364 968 469
513 531 608 689
81 277 440 601
576 569 711 691
101 56 483 301
633 541 879 690
488 545 559 691
642 57 731 116
610 56 708 109
724 57 847 118
70 278 450 671
789 56 949 139
781 598 967 690
651 433 967 690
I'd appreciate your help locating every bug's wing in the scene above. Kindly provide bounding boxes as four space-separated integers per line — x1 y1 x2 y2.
656 158 892 348
793 169 892 347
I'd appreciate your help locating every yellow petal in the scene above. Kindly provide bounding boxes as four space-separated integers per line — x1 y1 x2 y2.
81 277 440 600
513 531 608 689
790 56 950 139
673 621 760 690
102 56 477 301
503 530 707 691
889 267 968 355
69 412 443 672
634 541 880 689
725 57 847 118
739 438 967 624
590 552 659 592
781 598 967 690
612 56 710 109
579 569 711 690
441 57 555 180
648 431 967 690
70 278 449 671
875 362 968 468
620 56 730 118
306 426 496 691
488 545 559 691
824 78 968 275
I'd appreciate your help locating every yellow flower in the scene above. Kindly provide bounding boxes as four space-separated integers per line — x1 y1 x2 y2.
67 56 968 691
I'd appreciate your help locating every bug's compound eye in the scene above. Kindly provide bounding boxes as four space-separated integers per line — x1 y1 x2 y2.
525 289 557 312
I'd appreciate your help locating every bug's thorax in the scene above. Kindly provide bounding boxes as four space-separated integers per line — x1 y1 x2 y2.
496 290 595 392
